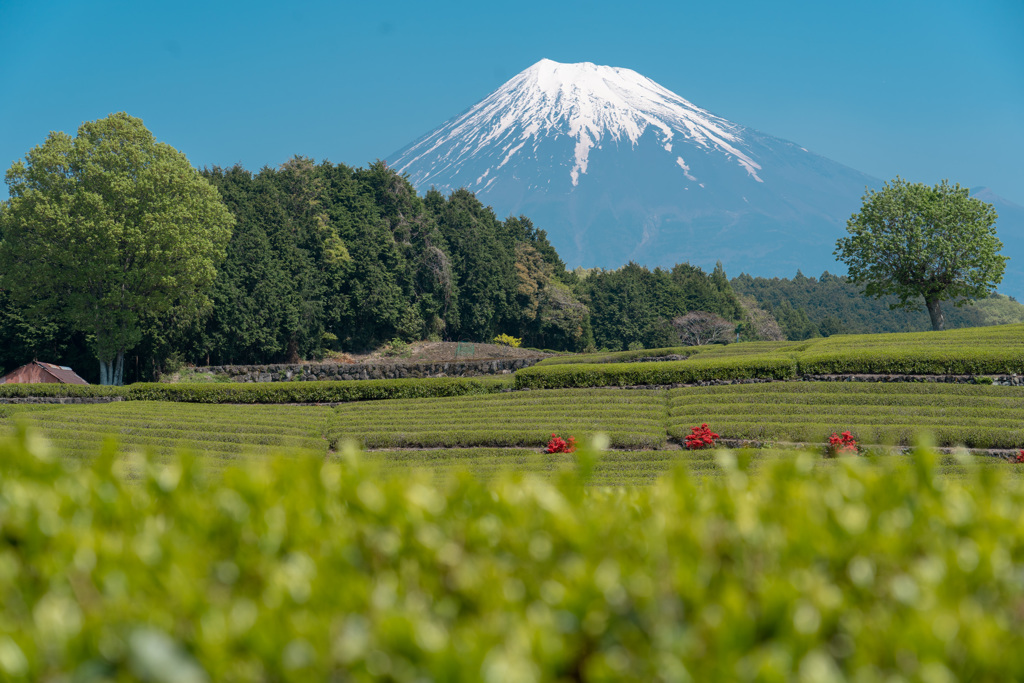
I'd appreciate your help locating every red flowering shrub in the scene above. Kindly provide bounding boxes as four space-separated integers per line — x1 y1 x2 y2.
828 431 858 456
546 433 577 454
1016 450 1024 464
685 424 720 450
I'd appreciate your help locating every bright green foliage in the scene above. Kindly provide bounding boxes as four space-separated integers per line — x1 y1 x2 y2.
834 178 1006 331
0 113 234 384
1 430 1023 680
492 333 522 347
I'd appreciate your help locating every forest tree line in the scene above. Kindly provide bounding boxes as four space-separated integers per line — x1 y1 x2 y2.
3 156 1021 384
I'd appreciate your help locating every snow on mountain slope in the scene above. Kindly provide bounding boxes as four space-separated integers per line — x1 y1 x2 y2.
394 59 765 189
388 60 883 279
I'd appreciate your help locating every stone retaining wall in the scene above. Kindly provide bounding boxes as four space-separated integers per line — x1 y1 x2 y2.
205 357 544 383
799 374 1023 386
0 396 125 404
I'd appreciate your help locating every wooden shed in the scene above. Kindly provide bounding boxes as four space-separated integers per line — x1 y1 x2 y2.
0 361 89 385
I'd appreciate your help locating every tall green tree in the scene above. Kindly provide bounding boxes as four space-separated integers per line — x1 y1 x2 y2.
0 113 234 383
834 178 1006 331
430 189 517 341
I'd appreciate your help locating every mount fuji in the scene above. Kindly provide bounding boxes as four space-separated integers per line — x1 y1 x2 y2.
388 60 1019 295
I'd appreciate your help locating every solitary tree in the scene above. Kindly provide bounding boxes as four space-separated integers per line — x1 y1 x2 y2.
0 113 234 384
834 178 1005 331
672 311 735 346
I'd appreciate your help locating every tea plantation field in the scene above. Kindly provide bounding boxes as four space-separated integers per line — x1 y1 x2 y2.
5 326 1024 678
5 382 1024 482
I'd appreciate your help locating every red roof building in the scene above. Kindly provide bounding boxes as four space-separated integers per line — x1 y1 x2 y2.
0 361 89 385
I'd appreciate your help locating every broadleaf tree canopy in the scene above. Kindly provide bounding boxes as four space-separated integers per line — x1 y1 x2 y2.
0 113 234 384
833 178 1005 331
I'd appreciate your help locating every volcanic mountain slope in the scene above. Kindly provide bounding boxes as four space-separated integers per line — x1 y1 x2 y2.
389 59 881 278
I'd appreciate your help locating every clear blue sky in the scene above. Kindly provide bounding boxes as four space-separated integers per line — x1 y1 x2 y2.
2 0 1022 203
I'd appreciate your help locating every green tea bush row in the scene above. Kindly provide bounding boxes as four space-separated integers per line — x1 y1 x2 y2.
123 377 511 403
808 323 1024 351
3 403 333 462
666 383 1024 448
327 390 667 450
535 346 702 366
366 449 722 486
351 429 664 450
670 402 1024 425
528 325 1024 387
796 347 1024 375
693 340 813 357
2 430 1022 680
0 378 512 404
514 356 797 389
669 381 1024 399
667 418 1024 449
43 433 329 461
331 406 665 427
0 383 127 398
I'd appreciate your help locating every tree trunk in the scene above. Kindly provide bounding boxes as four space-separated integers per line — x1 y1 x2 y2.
925 297 945 331
113 350 124 386
97 350 126 385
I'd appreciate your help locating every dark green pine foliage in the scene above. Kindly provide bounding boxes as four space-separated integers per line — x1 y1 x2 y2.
427 188 518 342
345 162 430 346
580 262 742 351
198 165 317 364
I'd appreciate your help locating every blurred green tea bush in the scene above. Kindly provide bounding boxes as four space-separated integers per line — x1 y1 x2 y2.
0 430 1022 681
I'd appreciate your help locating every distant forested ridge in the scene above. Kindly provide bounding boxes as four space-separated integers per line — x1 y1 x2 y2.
731 271 1024 340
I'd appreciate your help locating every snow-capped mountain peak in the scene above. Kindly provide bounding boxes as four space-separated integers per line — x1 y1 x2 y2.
387 59 881 282
392 58 762 189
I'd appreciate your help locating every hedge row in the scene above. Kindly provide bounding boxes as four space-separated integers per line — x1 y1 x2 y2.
513 356 798 389
351 429 664 450
2 430 1022 680
797 347 1024 375
535 346 701 366
0 377 513 403
667 419 1024 450
668 381 1024 398
132 377 511 403
0 383 127 398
